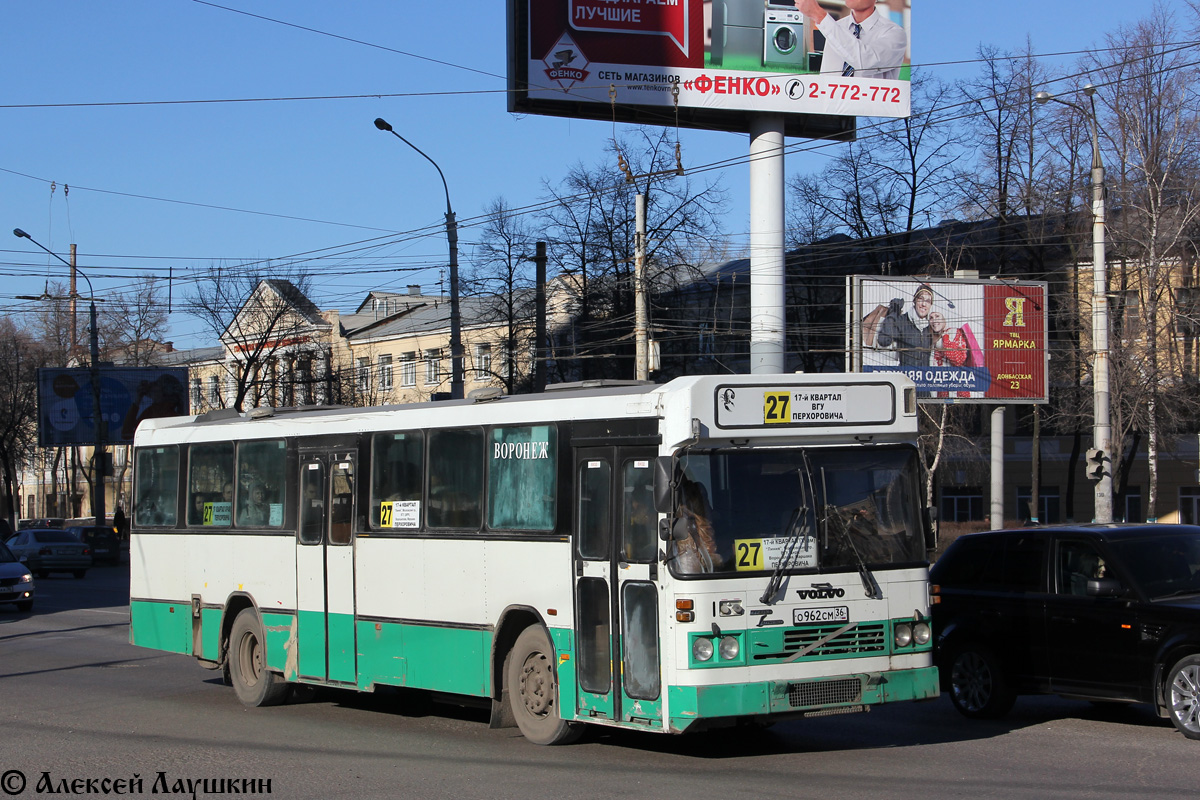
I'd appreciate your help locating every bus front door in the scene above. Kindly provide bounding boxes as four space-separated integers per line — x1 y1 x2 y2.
573 447 662 727
295 450 358 685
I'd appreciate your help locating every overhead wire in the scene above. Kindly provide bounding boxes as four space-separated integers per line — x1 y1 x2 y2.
3 6 1195 344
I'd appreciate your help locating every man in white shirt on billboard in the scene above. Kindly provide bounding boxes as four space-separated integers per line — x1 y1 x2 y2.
794 0 908 80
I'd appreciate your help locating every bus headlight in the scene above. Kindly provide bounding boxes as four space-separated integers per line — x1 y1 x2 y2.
693 637 715 662
894 623 913 648
913 621 931 645
718 636 740 660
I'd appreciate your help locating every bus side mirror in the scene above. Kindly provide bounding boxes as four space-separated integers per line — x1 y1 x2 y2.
659 517 692 542
653 456 674 514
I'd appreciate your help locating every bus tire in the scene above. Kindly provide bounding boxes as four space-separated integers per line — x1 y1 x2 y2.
229 608 288 708
506 625 582 745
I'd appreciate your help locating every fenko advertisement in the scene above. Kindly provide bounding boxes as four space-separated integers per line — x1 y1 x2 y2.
508 1 912 136
847 277 1048 404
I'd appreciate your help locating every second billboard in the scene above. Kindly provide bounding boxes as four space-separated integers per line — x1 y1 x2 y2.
849 277 1048 404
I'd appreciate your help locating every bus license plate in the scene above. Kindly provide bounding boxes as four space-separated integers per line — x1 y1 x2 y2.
794 606 849 624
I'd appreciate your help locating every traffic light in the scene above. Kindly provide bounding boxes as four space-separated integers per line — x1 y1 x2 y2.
1085 448 1105 481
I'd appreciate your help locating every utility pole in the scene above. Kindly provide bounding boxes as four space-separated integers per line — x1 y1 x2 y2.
14 229 106 526
1035 86 1111 522
533 241 547 393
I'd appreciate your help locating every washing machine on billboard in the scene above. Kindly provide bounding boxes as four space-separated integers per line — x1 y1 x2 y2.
763 3 810 71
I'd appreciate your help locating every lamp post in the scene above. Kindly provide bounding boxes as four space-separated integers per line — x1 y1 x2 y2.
373 118 464 401
1035 85 1112 523
13 228 107 526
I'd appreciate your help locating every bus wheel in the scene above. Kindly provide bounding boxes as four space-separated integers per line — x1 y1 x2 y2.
229 608 288 708
506 626 582 745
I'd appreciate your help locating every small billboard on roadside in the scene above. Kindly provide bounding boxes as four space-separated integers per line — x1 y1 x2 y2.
847 277 1048 404
508 1 912 137
37 367 190 447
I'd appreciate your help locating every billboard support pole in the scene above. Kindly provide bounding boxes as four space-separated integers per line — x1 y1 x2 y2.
634 194 649 381
991 406 1005 529
749 114 786 374
87 293 105 527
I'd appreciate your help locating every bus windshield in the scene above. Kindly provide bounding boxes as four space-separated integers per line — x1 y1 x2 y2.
671 446 926 577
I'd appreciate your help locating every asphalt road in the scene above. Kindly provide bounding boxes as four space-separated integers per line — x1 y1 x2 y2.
1 565 1195 800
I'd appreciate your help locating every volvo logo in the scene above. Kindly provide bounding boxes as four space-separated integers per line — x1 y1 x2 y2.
796 582 845 600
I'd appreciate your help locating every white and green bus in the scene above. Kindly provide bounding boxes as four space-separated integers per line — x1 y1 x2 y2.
129 373 938 744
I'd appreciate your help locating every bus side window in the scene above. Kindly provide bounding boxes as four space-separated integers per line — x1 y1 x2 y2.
134 446 179 527
371 431 423 530
236 439 286 528
428 428 483 529
488 425 557 531
187 443 233 527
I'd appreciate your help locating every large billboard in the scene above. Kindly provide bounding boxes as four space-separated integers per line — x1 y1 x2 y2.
847 277 1048 404
37 367 190 447
509 1 912 137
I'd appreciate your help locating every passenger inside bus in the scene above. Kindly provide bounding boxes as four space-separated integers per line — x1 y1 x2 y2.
190 492 209 525
240 483 269 526
673 479 721 573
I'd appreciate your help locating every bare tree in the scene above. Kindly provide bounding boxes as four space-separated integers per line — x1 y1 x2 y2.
186 265 325 411
787 73 959 258
25 284 83 519
1082 6 1200 520
100 277 170 365
0 318 47 528
463 197 539 394
540 128 728 380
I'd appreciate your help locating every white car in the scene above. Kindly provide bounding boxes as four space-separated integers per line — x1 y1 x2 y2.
5 528 92 579
0 541 35 611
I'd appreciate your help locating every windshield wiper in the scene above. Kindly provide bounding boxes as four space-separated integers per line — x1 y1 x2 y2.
760 507 805 604
760 460 815 605
820 467 883 600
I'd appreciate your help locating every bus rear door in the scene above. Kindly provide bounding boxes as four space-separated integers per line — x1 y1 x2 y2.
296 445 358 685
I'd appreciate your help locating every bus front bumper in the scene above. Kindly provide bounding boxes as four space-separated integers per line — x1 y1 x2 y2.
666 666 939 733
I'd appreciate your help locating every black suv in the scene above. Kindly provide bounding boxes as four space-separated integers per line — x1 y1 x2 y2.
65 526 120 566
930 524 1200 740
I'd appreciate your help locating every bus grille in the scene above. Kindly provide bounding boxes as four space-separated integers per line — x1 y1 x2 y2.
752 622 887 662
786 677 863 708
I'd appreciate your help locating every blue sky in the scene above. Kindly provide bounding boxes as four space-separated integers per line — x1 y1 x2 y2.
0 1 1160 348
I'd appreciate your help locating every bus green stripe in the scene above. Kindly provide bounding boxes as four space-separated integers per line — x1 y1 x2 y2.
130 600 191 654
356 619 492 696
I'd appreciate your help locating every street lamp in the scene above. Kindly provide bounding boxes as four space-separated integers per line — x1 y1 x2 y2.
13 228 108 527
1035 85 1112 523
373 118 464 401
